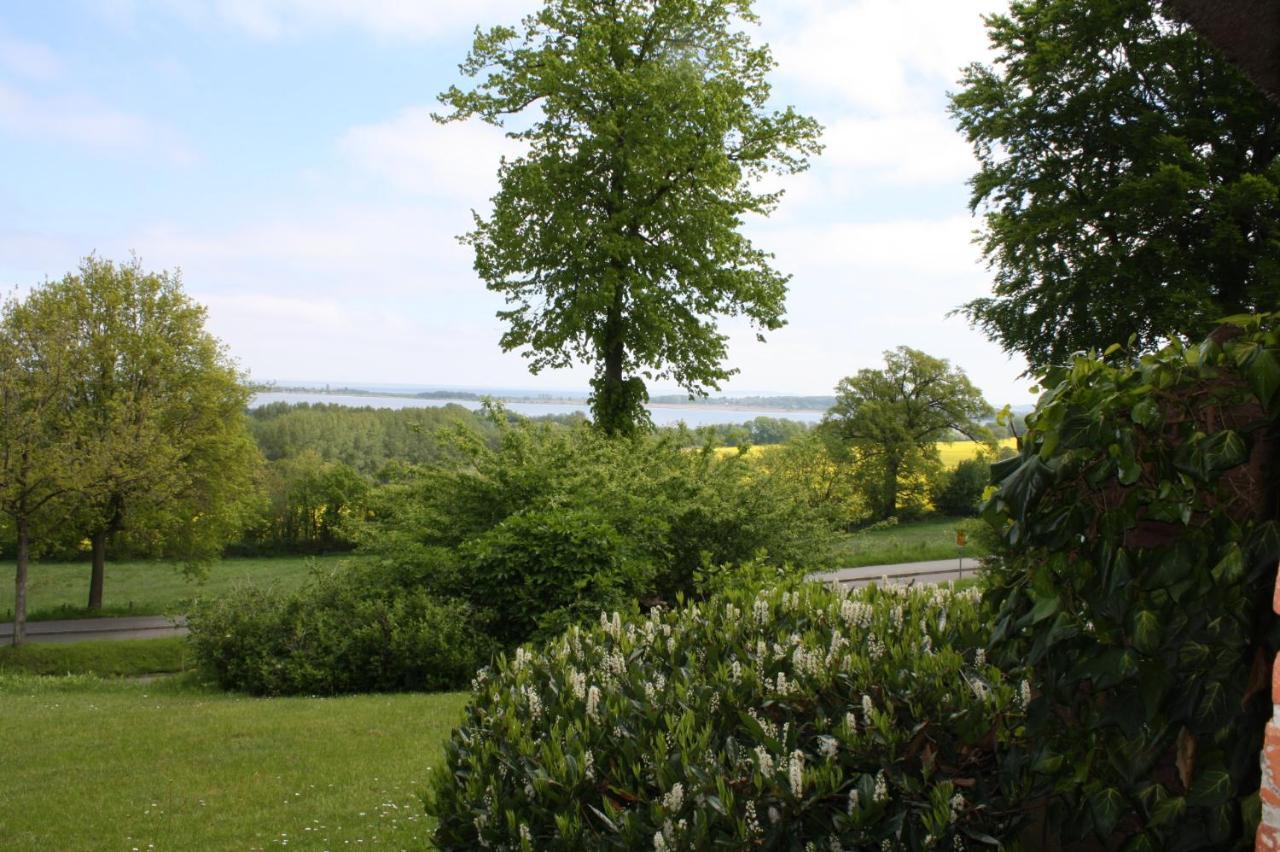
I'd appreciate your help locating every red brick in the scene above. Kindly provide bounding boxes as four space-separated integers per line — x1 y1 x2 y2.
1262 724 1280 807
1259 819 1280 851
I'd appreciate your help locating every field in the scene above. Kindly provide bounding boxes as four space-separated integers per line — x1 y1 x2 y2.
0 555 356 622
717 437 1018 464
0 672 467 850
832 516 988 567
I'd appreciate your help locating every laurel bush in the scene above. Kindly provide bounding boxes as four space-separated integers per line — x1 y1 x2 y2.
425 580 1026 850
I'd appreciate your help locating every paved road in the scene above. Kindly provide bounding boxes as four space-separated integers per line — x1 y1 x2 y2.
0 559 978 645
0 614 187 645
816 557 983 588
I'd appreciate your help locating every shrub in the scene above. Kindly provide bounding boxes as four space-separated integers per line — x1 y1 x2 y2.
361 413 835 647
425 580 1025 850
982 316 1280 848
931 458 990 517
187 564 495 695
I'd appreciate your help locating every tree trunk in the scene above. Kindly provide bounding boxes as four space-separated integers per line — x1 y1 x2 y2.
883 457 900 519
594 272 629 437
13 517 29 647
88 530 107 611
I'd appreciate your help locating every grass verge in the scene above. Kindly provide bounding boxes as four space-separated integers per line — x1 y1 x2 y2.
0 637 192 677
0 673 467 850
832 516 989 567
0 554 355 622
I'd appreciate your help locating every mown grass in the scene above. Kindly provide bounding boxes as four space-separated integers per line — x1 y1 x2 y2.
0 637 192 676
0 673 467 850
0 554 356 622
832 516 989 567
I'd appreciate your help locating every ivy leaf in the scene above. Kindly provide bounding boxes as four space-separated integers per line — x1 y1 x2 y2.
1200 430 1247 474
1090 786 1125 836
1246 347 1280 407
1130 397 1161 429
1133 610 1160 653
1186 769 1232 808
1210 545 1243 584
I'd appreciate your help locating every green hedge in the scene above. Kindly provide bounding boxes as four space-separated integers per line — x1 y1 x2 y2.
187 566 495 695
426 580 1025 849
982 315 1280 849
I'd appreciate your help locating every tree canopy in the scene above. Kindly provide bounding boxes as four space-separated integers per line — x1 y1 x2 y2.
950 0 1280 370
437 0 822 435
0 287 87 644
7 257 262 614
823 348 991 519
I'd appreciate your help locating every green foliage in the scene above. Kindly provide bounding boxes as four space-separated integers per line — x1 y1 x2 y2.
236 451 369 554
425 580 1025 850
437 0 822 435
824 347 992 520
360 412 834 647
247 401 494 475
752 430 869 529
664 416 813 448
981 315 1280 848
950 0 1280 368
932 458 991 517
187 564 495 696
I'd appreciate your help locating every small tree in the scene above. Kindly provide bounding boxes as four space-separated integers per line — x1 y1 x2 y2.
26 257 262 610
437 0 822 436
0 289 85 645
824 347 991 519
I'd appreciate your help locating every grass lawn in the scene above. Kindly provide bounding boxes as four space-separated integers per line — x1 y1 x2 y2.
0 637 193 676
0 554 357 622
832 516 989 567
0 673 467 850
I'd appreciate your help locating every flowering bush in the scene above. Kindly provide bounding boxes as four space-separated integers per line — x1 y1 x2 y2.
425 580 1026 849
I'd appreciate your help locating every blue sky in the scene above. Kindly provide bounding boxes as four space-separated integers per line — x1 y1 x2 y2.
0 0 1034 404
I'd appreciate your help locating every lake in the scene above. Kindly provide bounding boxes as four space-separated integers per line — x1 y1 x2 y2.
249 391 825 427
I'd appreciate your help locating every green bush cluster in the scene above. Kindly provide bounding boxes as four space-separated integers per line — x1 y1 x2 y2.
930 458 990 517
362 412 834 647
982 316 1280 848
186 564 495 695
426 580 1024 850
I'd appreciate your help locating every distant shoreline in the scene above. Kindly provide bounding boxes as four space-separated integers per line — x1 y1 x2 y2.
252 386 833 415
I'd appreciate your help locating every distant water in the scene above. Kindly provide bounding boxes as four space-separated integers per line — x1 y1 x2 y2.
249 391 825 427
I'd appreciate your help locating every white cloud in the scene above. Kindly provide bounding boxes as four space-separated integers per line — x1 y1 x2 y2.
819 113 976 185
130 203 477 298
0 81 194 162
0 31 62 80
760 0 1004 113
105 0 536 40
760 216 981 278
338 110 520 203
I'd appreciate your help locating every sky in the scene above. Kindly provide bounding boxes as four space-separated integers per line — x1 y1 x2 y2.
0 0 1036 406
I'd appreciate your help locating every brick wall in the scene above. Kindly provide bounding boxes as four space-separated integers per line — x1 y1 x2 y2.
1259 576 1280 849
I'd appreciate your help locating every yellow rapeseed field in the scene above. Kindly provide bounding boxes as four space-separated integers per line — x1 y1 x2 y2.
716 437 1017 467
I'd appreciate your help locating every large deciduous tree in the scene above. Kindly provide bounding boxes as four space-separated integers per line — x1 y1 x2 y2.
437 0 822 436
950 0 1280 370
823 348 992 520
61 257 261 610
